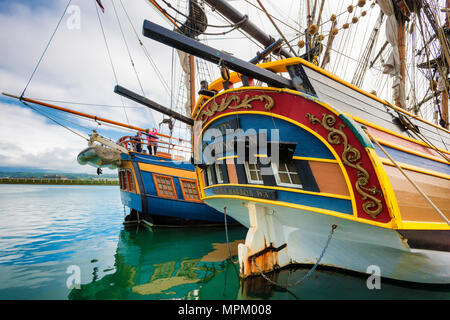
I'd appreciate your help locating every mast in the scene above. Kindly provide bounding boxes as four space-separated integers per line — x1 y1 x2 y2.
189 54 196 114
306 0 312 52
442 0 450 129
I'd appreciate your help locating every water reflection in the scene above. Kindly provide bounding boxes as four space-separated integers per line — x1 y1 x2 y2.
69 224 450 300
69 225 246 300
240 266 450 300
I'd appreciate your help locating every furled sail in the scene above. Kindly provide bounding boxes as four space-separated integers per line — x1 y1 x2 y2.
376 0 405 107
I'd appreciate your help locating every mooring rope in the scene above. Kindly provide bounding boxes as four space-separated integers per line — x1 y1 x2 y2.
251 224 337 288
223 207 238 264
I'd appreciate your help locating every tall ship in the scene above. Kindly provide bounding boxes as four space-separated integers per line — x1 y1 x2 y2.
2 0 237 226
140 0 450 284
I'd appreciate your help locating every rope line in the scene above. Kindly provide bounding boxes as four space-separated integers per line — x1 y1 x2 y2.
20 0 73 99
363 127 449 226
223 207 238 264
22 102 89 141
94 0 130 125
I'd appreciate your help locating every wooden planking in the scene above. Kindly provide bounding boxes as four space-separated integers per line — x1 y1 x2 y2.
365 125 444 159
384 165 450 223
308 161 350 196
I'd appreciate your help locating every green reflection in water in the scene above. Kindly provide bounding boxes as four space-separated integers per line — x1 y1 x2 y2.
69 225 246 300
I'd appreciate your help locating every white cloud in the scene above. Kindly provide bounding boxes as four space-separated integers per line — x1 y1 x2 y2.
0 0 180 172
1 0 417 173
0 101 90 172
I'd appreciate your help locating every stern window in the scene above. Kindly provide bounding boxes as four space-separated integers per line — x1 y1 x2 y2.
273 161 302 188
215 164 224 184
154 174 177 199
244 162 263 184
126 170 136 193
180 179 201 201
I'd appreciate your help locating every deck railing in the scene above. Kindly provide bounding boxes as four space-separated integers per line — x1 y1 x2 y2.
117 132 192 161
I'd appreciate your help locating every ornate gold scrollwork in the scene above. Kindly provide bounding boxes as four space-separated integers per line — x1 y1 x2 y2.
306 113 383 219
199 94 274 123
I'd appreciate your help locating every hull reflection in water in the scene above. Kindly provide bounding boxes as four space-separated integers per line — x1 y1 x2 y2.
68 225 246 300
68 224 450 300
240 268 450 300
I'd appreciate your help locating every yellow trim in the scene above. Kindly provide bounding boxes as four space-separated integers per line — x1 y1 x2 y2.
194 57 449 135
199 110 358 216
380 157 450 180
374 137 450 165
365 147 402 228
216 155 238 161
203 195 397 229
196 168 206 199
194 86 341 123
294 57 450 135
350 115 450 157
138 163 196 179
292 156 338 163
196 86 450 164
400 221 450 230
204 183 352 200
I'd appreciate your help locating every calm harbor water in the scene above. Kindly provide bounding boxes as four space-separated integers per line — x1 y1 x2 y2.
0 184 448 300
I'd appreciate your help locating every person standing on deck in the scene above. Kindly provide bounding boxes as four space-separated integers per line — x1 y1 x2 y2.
133 132 143 153
144 129 158 155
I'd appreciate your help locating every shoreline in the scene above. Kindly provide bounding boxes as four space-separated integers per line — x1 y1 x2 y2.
0 178 118 186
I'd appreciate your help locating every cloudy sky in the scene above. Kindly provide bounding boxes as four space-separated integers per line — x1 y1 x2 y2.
0 0 192 173
1 0 415 174
0 0 287 174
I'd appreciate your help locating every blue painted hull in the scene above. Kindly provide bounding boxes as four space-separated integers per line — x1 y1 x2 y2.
119 152 236 225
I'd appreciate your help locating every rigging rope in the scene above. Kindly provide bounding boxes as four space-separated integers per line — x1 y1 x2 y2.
20 0 73 100
22 101 89 141
110 0 145 96
363 127 449 225
94 0 130 125
118 0 172 97
152 0 248 36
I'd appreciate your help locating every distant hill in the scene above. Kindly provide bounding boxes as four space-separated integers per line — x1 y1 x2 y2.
0 171 118 179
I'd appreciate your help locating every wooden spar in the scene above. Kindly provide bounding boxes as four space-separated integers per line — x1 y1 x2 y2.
114 85 194 125
202 0 292 58
1 92 186 142
396 5 407 108
320 19 337 69
142 20 294 89
306 0 312 52
189 54 196 114
147 0 179 27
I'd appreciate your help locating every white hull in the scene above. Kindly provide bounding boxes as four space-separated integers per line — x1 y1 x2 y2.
207 198 450 284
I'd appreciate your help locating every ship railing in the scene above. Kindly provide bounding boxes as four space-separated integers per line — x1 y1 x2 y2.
192 59 296 119
117 133 192 161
